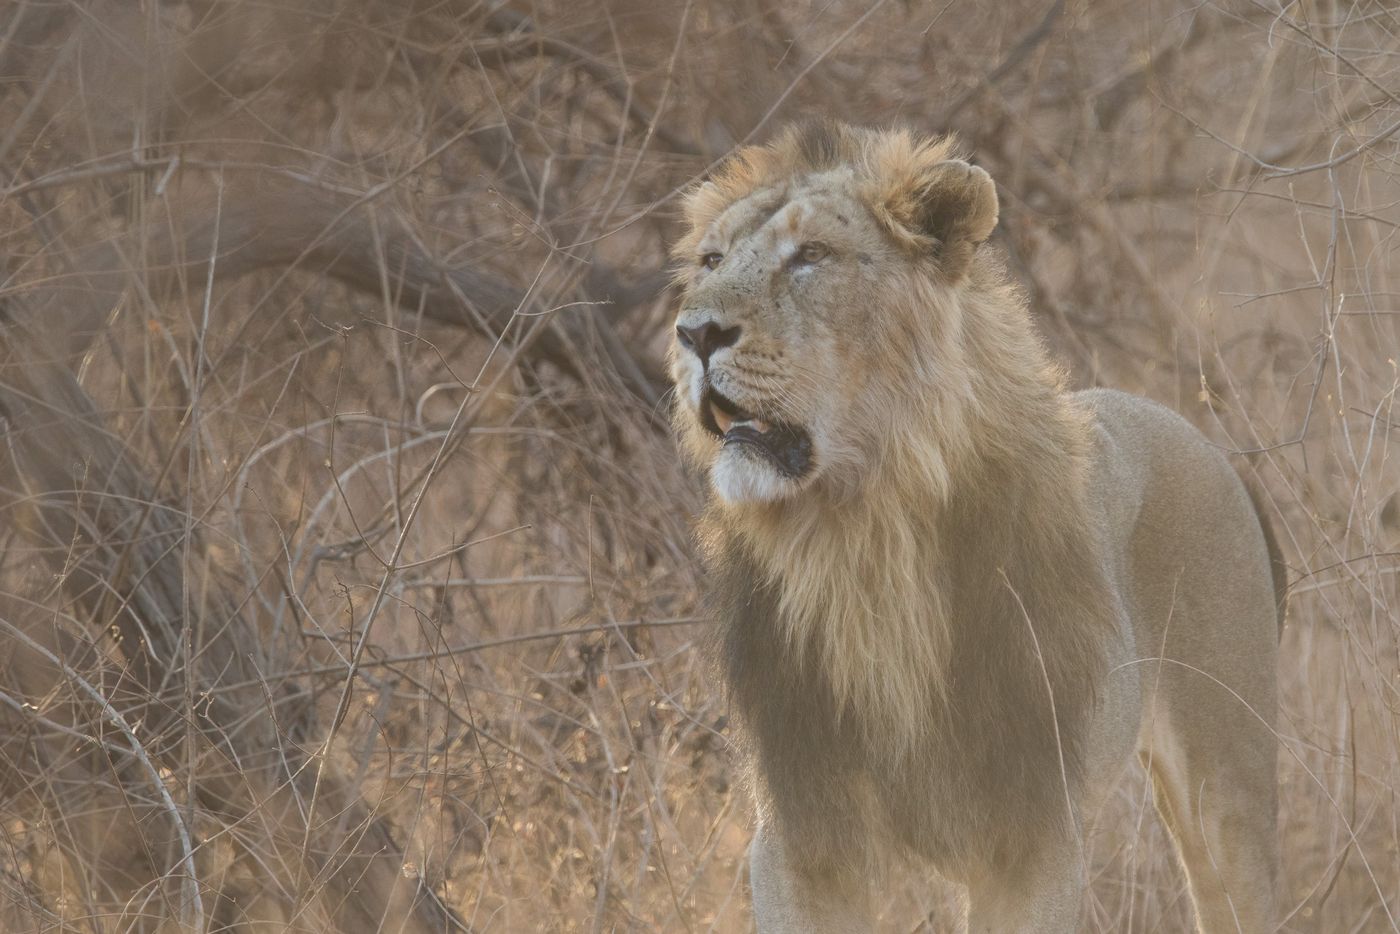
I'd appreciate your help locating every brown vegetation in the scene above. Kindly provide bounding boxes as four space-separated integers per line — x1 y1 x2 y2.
0 1 1396 930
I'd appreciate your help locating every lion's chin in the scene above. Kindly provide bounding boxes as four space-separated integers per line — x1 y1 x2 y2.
710 446 805 505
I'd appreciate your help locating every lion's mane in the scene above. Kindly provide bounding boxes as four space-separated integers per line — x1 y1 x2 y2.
683 123 1119 874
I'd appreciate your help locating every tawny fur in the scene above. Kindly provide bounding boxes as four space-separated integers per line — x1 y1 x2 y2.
672 123 1104 761
669 122 1282 933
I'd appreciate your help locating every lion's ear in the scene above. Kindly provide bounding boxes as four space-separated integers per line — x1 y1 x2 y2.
916 160 998 247
913 160 998 281
887 159 998 281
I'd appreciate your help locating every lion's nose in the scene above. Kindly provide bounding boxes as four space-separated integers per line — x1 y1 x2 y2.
675 321 741 366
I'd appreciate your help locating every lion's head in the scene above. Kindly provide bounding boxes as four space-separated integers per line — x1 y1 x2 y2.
670 121 1001 506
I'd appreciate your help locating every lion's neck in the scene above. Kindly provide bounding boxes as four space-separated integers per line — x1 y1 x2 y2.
711 374 1095 757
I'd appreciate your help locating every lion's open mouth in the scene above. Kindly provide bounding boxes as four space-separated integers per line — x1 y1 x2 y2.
700 387 813 479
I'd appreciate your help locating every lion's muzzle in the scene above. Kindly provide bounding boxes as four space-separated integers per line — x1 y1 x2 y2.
700 385 814 479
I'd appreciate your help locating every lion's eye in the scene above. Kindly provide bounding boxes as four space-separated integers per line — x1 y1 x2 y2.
700 252 723 270
795 242 829 265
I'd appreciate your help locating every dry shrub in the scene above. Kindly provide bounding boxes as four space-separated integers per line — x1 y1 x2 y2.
0 0 1396 930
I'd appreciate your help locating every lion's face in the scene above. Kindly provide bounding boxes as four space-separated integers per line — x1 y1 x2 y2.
670 125 998 506
671 173 894 504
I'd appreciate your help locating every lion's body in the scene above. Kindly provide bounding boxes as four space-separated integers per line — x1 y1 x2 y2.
669 122 1280 932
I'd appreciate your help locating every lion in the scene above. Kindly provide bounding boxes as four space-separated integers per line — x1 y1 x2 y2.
667 121 1284 933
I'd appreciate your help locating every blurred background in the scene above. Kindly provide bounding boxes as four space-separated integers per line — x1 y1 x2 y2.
0 0 1396 930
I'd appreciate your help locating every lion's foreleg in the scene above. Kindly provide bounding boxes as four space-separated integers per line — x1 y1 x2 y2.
963 836 1086 934
749 823 872 933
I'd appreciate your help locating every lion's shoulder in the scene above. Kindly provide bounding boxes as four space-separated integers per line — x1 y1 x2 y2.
1073 387 1235 498
1071 387 1278 623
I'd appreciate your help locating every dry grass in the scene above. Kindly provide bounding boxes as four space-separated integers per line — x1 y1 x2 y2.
0 0 1396 930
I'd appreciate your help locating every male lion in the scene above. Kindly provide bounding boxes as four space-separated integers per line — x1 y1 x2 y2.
668 122 1283 933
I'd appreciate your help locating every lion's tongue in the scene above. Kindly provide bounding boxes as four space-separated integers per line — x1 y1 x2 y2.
716 414 772 436
715 408 770 436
